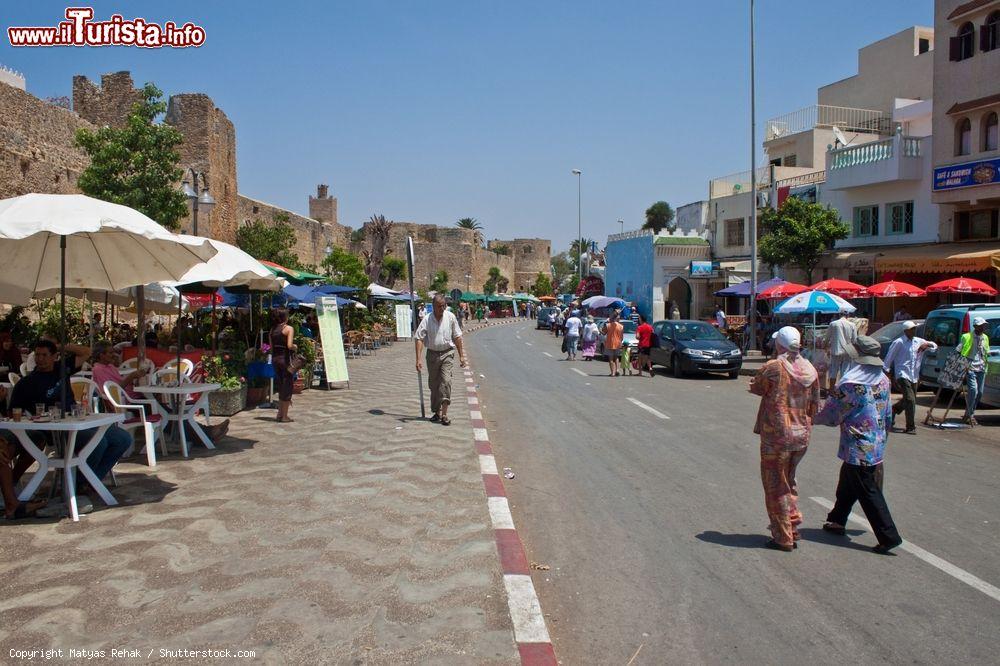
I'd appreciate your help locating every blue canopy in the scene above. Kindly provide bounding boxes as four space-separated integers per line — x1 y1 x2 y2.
714 277 788 298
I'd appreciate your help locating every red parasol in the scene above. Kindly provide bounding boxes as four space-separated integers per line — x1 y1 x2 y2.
809 278 869 298
866 280 926 298
759 282 809 299
925 276 998 296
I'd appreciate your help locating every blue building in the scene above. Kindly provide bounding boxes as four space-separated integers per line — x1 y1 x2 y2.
604 230 655 321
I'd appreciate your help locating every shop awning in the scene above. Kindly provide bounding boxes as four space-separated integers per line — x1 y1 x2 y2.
875 242 1000 274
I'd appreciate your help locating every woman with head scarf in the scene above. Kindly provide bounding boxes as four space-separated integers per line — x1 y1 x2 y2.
580 316 600 361
749 326 820 552
814 335 902 555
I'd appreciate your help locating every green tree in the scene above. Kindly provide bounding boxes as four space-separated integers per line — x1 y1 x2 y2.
320 246 369 289
429 270 449 293
74 83 188 231
531 272 553 297
643 201 676 234
457 217 484 245
380 256 406 288
483 266 502 295
759 198 849 284
550 251 576 287
562 275 581 295
491 244 511 256
236 213 303 269
569 238 597 270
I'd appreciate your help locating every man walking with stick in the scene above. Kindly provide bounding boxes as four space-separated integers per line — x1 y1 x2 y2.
415 294 467 426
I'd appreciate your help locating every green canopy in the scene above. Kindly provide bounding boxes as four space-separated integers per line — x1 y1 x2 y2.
488 294 513 303
260 260 325 284
512 292 541 303
461 291 487 302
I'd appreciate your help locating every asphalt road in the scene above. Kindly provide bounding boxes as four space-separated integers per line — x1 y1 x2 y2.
471 321 1000 665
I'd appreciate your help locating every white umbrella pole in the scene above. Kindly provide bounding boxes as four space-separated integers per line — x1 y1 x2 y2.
60 235 68 413
86 290 93 350
177 294 183 380
136 286 146 368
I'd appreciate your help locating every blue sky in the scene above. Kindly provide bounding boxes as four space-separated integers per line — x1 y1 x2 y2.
2 1 933 251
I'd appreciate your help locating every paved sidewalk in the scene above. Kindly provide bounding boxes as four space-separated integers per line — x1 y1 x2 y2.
0 335 520 664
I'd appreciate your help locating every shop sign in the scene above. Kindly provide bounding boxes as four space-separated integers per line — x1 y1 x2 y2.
933 158 1000 191
689 260 719 278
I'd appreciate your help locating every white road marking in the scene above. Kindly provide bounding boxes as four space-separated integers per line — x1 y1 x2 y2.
516 335 522 339
488 496 515 530
467 396 479 405
470 410 483 420
503 574 552 643
542 352 553 357
479 454 498 475
810 497 1000 603
627 397 670 420
473 428 489 441
525 342 533 346
571 368 587 376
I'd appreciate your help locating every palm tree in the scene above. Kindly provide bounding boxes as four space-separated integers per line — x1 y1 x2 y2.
457 217 484 246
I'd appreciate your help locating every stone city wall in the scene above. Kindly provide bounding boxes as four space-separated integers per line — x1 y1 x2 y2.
488 238 551 292
238 194 350 268
0 79 94 198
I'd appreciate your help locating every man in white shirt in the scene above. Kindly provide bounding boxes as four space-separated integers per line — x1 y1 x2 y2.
715 305 727 330
415 294 467 425
826 315 858 391
883 320 936 434
564 312 583 360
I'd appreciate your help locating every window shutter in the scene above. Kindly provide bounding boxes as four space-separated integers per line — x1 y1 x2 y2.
950 35 961 61
982 25 992 52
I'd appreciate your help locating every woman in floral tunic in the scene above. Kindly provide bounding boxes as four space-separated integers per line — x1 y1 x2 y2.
749 326 820 552
814 335 903 555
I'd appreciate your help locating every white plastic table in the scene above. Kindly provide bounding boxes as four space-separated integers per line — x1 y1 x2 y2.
1 412 125 521
135 382 220 457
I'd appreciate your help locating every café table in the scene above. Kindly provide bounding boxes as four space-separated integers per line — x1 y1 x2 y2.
135 382 221 458
2 412 126 522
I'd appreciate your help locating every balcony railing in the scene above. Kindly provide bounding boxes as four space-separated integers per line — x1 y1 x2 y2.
765 105 893 141
709 166 772 199
829 136 923 170
774 170 826 188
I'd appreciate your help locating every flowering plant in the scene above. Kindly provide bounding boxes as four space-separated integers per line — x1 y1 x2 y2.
202 354 244 391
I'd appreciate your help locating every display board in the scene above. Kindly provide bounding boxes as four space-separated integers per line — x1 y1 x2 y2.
317 296 349 388
395 304 412 339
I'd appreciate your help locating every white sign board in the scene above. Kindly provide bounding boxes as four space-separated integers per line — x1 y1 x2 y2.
395 304 412 339
317 296 349 388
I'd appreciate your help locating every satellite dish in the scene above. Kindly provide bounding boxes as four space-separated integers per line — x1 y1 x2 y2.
832 126 850 148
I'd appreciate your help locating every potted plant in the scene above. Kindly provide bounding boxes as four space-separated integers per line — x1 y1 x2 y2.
244 342 272 406
294 335 317 390
203 354 247 416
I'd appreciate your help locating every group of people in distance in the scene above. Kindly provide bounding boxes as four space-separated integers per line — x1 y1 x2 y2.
750 314 991 553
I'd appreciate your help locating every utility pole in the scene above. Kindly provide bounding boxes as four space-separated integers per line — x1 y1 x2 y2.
748 0 759 352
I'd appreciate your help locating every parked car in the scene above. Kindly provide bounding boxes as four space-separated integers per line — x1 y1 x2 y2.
869 319 925 360
596 319 638 358
649 319 743 378
536 306 560 330
918 303 1000 389
983 358 1000 408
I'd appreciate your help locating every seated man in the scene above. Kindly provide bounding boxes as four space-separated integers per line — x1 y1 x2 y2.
91 342 149 400
7 339 132 499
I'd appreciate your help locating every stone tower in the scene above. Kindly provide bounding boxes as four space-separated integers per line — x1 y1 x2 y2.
309 183 338 225
488 238 552 292
164 93 238 242
72 71 143 128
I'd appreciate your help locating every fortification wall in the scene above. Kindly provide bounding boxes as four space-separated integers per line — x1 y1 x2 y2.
165 94 238 242
72 71 144 128
237 194 349 268
0 80 93 197
489 238 552 292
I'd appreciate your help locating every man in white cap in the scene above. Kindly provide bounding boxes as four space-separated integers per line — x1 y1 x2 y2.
957 317 991 426
883 320 936 434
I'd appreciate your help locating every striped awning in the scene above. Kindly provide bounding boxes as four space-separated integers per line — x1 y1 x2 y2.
875 242 1000 274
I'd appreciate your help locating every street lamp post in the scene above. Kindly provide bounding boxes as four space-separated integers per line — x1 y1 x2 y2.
748 0 759 352
180 169 216 237
465 273 472 292
572 169 582 281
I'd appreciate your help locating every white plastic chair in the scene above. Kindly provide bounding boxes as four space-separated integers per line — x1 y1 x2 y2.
161 358 194 378
70 376 101 414
102 380 166 466
119 357 139 372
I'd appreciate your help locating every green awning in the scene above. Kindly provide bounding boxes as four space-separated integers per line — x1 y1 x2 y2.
260 260 325 284
461 291 487 302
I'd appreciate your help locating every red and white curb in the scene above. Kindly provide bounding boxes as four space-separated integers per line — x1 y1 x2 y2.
463 364 557 665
